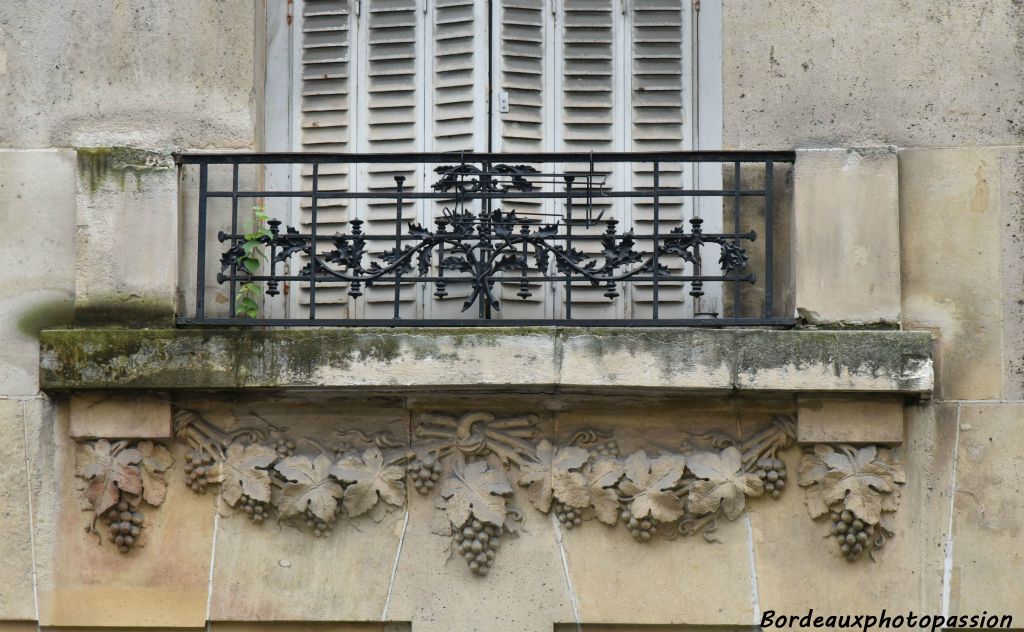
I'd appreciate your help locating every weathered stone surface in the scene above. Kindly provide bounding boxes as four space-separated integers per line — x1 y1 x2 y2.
0 623 39 632
793 148 901 325
386 470 574 632
0 400 36 621
796 397 904 445
0 2 256 149
556 409 756 626
899 148 1004 400
205 401 408 622
211 625 406 632
723 1 1024 148
38 328 934 395
1000 148 1024 399
749 402 955 615
74 148 178 327
68 393 171 439
949 404 1024 620
33 401 215 627
0 149 76 396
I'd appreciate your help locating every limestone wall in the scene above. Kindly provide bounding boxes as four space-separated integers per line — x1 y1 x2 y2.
0 0 1022 630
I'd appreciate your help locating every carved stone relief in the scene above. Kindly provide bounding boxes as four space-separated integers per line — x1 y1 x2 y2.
72 408 905 569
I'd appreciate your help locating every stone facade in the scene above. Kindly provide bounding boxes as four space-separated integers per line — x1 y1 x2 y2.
1 1 1023 631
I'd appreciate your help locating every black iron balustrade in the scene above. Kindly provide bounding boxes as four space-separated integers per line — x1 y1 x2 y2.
175 151 796 327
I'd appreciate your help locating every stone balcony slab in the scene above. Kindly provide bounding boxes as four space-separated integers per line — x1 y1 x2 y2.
38 327 933 396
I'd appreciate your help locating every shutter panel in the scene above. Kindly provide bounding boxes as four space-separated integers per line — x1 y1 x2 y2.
426 0 490 317
629 0 689 317
559 0 622 318
494 0 548 317
299 0 353 316
359 0 422 317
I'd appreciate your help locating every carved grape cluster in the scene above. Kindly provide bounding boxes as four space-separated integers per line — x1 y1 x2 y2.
753 456 787 499
453 518 502 577
407 455 443 494
104 501 144 554
184 449 216 493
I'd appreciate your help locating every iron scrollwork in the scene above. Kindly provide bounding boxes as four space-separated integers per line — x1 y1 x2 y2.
217 162 756 315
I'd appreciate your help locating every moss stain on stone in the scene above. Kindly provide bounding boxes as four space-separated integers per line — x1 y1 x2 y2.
16 297 75 337
76 147 172 195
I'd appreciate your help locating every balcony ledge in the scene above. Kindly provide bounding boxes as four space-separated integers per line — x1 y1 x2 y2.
38 327 933 396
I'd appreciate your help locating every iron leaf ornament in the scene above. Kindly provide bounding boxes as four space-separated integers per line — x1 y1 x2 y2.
76 410 905 572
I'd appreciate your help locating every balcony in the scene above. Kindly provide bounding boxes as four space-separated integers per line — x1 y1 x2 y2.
39 146 932 401
175 151 796 327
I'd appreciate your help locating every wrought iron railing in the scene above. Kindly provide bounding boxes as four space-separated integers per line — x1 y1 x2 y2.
176 151 795 327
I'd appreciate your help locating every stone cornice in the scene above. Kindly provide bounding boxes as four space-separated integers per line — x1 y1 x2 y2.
39 327 933 395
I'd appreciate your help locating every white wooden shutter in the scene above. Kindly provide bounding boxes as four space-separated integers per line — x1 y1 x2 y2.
289 0 698 321
297 0 354 317
629 0 689 318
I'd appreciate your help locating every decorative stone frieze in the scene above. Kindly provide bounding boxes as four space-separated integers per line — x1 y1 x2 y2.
73 407 907 569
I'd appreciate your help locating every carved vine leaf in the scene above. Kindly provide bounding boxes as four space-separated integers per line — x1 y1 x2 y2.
440 454 513 527
797 444 835 518
686 446 764 521
581 457 626 524
330 447 406 518
219 441 277 507
275 455 345 522
619 450 686 522
516 439 589 513
798 445 904 525
75 440 143 517
136 441 174 507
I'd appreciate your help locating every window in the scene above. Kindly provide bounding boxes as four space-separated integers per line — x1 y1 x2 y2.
263 0 722 321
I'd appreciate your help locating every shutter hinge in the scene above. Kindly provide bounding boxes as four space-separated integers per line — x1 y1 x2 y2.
354 0 361 17
286 0 294 24
693 0 701 11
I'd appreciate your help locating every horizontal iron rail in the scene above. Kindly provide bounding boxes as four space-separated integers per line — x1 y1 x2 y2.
201 189 769 199
177 317 799 328
175 150 796 165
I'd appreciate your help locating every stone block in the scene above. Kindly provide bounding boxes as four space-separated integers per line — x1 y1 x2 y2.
206 400 409 622
949 404 1024 619
0 400 36 621
0 2 256 149
211 625 406 632
0 624 39 632
69 393 171 439
1000 148 1024 399
899 147 1004 400
0 149 76 396
555 408 756 626
793 147 901 325
32 400 215 628
74 148 178 327
723 1 1024 148
796 397 904 445
748 402 955 615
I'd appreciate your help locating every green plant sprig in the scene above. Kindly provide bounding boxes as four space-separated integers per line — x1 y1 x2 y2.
236 206 272 318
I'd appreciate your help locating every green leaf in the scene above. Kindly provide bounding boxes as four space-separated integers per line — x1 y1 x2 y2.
243 258 260 274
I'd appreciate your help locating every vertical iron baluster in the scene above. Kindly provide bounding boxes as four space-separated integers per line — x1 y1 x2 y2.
763 160 775 318
651 161 660 319
480 161 491 320
394 175 405 319
229 163 239 318
309 162 319 320
195 163 208 319
733 160 741 318
564 175 575 320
